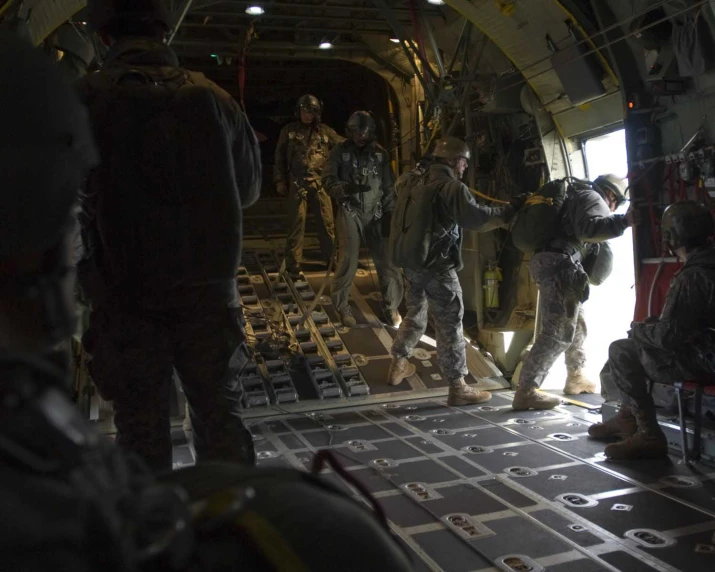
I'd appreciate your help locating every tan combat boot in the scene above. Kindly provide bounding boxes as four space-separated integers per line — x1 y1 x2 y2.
339 307 357 328
512 386 560 410
448 378 492 406
564 370 597 395
604 408 668 460
383 308 402 328
588 404 637 440
387 357 416 386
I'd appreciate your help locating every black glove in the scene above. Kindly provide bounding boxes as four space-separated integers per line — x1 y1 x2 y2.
346 182 370 195
381 211 392 237
509 193 529 210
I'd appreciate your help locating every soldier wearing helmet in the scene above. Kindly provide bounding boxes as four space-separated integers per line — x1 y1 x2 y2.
387 137 512 405
274 94 343 271
511 173 638 411
76 0 261 471
323 111 403 327
591 201 715 460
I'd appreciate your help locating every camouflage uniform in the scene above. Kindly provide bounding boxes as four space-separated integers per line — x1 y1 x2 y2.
601 245 715 407
77 38 260 472
390 164 511 385
518 185 630 389
275 122 343 264
518 252 590 389
83 301 255 471
324 139 403 313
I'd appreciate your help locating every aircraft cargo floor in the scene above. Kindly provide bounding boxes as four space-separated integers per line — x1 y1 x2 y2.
169 392 715 572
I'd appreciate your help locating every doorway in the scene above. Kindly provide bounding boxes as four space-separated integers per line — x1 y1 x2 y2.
541 128 635 391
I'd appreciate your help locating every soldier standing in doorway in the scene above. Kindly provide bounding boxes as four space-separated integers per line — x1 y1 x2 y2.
275 95 344 272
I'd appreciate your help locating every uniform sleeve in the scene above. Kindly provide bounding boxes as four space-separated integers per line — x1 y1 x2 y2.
571 191 629 243
442 183 513 232
322 145 346 199
326 126 345 148
231 106 262 208
631 271 711 350
274 125 289 185
200 75 262 209
381 157 397 213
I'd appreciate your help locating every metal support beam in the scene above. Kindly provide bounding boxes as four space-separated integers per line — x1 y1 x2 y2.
194 1 443 17
180 22 394 35
419 3 445 78
371 0 436 103
167 0 195 45
191 11 410 26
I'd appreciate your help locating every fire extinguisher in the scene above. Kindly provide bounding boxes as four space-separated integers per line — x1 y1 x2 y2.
483 265 503 308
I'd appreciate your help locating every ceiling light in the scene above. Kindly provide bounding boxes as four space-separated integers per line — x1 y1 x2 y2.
245 5 265 15
426 0 445 5
390 38 400 43
319 41 333 49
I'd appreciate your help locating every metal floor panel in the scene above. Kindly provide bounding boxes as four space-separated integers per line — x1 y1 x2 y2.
168 394 715 571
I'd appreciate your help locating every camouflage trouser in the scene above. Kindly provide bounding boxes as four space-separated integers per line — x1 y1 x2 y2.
519 252 590 390
391 267 467 385
285 183 335 264
600 338 682 409
331 208 403 313
84 305 256 472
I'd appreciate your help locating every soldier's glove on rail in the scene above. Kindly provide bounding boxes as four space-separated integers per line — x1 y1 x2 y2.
510 193 529 211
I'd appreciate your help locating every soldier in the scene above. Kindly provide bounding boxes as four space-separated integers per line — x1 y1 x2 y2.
323 111 404 327
275 95 343 271
387 137 513 404
590 201 715 460
512 174 638 410
0 36 413 572
77 0 260 471
395 154 433 197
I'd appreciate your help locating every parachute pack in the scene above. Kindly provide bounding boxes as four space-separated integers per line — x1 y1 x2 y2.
510 179 569 254
389 180 446 270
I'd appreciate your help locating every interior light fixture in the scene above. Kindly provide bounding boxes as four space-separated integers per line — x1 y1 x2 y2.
426 0 446 5
245 5 265 15
319 41 333 49
390 38 400 43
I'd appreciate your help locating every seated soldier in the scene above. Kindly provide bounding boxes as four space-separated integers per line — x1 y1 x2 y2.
0 33 412 572
591 201 715 460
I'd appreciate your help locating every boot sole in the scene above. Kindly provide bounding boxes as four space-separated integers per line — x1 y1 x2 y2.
512 401 560 411
563 388 596 395
587 430 637 441
388 364 416 386
447 393 492 406
604 449 669 461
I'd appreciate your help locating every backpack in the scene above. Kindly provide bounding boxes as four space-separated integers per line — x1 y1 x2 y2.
389 180 445 270
83 67 243 302
510 179 569 253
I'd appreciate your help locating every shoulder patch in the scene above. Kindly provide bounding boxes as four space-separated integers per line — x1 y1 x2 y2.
288 131 296 140
375 152 383 163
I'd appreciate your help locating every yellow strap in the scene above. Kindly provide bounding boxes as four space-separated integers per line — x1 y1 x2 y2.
525 195 554 206
233 510 310 572
468 187 510 205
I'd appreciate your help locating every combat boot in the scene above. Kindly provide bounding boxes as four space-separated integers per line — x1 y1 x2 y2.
512 386 560 410
604 407 668 460
588 404 637 440
564 370 597 395
339 307 357 328
448 378 492 406
383 308 402 328
387 357 416 386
